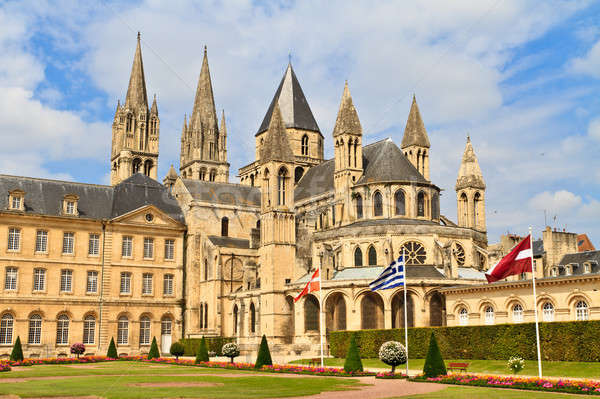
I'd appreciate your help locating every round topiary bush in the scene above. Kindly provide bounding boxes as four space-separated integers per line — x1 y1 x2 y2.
222 342 240 363
170 342 185 360
378 341 407 374
70 343 86 358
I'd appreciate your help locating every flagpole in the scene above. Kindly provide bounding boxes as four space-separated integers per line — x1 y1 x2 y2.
318 261 325 369
403 248 409 377
529 227 542 378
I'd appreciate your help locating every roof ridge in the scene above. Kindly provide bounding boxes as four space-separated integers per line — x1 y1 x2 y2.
182 178 259 189
0 174 111 189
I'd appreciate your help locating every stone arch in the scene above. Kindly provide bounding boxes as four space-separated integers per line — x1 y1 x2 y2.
304 294 320 332
391 290 415 328
535 295 557 309
417 191 427 217
566 291 592 307
355 193 363 219
428 292 445 327
278 166 289 206
476 298 498 313
325 292 347 333
503 295 526 311
360 291 384 329
295 166 304 184
301 134 309 156
451 301 471 314
354 246 363 266
474 191 482 227
283 296 295 344
143 159 153 176
132 158 142 174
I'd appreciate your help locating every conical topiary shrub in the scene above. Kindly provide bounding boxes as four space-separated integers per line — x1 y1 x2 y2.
107 337 118 359
10 336 24 362
254 335 273 369
195 336 209 363
423 332 446 377
148 337 160 360
343 333 363 373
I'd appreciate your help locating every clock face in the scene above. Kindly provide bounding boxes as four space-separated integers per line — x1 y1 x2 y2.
145 213 154 222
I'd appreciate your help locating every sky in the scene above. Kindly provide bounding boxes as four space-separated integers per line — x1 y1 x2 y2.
0 0 599 245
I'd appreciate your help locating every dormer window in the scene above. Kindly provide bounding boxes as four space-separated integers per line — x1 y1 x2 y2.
8 190 24 211
62 194 79 216
584 263 591 274
565 265 572 276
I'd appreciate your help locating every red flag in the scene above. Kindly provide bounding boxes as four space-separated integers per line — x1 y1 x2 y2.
486 235 533 283
294 268 320 302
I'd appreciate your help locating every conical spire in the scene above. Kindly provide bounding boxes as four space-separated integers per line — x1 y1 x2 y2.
150 94 158 114
190 46 218 130
456 136 485 190
124 32 148 111
333 81 362 137
401 95 430 148
167 164 178 179
220 109 227 136
260 103 294 163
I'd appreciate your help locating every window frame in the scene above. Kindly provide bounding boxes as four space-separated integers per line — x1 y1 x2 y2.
142 273 153 295
4 267 17 291
163 274 174 296
7 228 21 251
83 315 95 345
88 234 100 256
484 306 494 325
122 236 133 258
56 315 69 345
143 237 154 259
120 272 131 295
373 191 383 217
117 316 129 345
458 308 468 326
0 314 14 345
542 302 555 322
86 271 98 294
576 300 589 321
28 314 42 344
35 230 48 253
33 268 46 292
139 316 151 345
60 269 73 293
512 303 524 322
164 239 175 260
62 232 75 255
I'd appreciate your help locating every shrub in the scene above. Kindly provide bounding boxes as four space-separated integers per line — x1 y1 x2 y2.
254 335 273 369
179 337 235 356
508 356 525 374
378 341 406 374
10 336 24 362
195 336 209 363
423 332 446 378
148 337 160 360
70 343 85 358
107 337 118 359
222 343 240 363
344 333 363 373
170 342 185 360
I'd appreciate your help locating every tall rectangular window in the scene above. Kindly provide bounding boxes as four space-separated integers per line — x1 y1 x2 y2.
60 270 72 292
122 236 133 258
62 232 74 254
86 271 98 293
7 228 20 251
163 274 173 295
4 267 17 290
35 230 48 253
11 196 21 210
120 272 131 294
88 234 100 256
143 238 154 259
142 273 153 294
164 239 175 260
33 268 46 291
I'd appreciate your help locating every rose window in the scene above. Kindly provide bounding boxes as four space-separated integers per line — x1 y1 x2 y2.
401 241 427 265
452 242 466 266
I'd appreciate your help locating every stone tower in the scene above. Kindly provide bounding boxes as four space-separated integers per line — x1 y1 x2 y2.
333 81 363 224
456 136 486 231
257 103 297 342
179 47 229 182
110 33 159 185
401 95 430 180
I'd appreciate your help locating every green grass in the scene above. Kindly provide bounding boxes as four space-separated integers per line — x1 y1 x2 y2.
0 361 362 398
403 385 587 398
290 358 600 378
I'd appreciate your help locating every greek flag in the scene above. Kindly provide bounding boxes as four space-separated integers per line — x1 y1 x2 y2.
369 256 405 291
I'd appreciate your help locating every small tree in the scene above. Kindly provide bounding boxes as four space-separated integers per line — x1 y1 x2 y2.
423 332 446 378
107 337 118 359
170 342 185 360
195 336 209 363
222 343 240 363
70 343 86 359
378 341 407 374
10 336 24 362
344 333 363 373
148 337 160 360
508 356 525 374
254 335 273 369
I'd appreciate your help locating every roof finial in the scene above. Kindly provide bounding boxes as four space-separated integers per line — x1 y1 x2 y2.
137 31 141 41
204 45 207 55
467 133 471 142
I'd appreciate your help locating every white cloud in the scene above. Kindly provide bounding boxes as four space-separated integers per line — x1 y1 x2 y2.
572 39 600 78
588 117 600 141
529 190 582 214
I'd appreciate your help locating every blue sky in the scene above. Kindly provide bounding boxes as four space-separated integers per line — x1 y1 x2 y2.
0 0 599 245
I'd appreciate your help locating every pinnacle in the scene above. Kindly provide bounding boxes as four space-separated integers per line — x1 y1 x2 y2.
333 81 362 137
167 164 178 179
401 95 430 149
456 136 485 190
220 109 227 135
124 32 148 111
260 103 294 163
150 94 158 114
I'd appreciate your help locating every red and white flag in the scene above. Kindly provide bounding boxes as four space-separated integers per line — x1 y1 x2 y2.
294 268 320 302
486 235 533 283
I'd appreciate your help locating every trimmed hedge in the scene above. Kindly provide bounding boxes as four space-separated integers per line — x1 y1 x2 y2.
329 320 600 362
180 337 235 356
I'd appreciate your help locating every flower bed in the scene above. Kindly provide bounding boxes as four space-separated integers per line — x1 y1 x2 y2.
415 374 600 395
376 372 408 379
3 356 115 367
0 363 10 372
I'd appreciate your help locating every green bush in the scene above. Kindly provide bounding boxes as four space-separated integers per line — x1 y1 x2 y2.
423 332 446 377
254 335 273 369
107 337 118 359
179 337 234 356
195 336 209 363
148 337 160 360
343 333 363 373
10 336 23 362
329 320 600 362
170 342 185 360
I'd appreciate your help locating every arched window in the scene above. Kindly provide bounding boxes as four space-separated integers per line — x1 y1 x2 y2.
484 306 494 325
263 168 270 206
417 191 425 217
347 139 352 167
28 314 42 344
250 174 255 186
139 316 151 345
576 301 589 321
250 303 256 334
199 169 206 180
542 302 554 322
459 308 468 326
394 190 405 216
304 295 319 332
204 303 208 328
143 160 152 176
209 169 216 182
56 315 69 345
278 168 288 206
373 192 383 217
150 117 157 136
474 192 481 227
117 316 128 345
0 314 13 345
355 194 363 219
301 134 309 156
294 167 304 184
368 246 377 266
83 315 95 345
354 247 363 266
460 192 468 225
199 303 204 328
132 158 142 174
221 217 229 237
416 149 421 173
233 305 238 335
354 140 358 168
512 304 523 322
126 114 133 132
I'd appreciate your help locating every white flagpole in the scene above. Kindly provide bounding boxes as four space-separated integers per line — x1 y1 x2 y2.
318 262 325 369
403 248 409 377
529 227 542 378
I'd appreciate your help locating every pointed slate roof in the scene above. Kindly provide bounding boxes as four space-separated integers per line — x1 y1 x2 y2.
257 63 321 136
401 95 430 148
260 103 295 163
456 136 485 190
124 32 148 111
333 81 362 137
190 46 218 130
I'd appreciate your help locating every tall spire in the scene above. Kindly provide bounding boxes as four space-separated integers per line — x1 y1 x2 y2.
401 95 430 148
456 135 485 190
260 103 294 163
333 81 362 137
124 32 148 111
190 46 218 130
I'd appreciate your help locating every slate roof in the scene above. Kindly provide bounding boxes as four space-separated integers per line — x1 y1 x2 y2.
207 236 250 249
295 265 446 284
557 250 600 275
257 63 321 135
295 139 427 202
181 179 261 207
0 173 185 223
401 96 430 148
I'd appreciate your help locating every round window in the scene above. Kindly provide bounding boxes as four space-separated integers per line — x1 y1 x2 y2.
145 213 154 222
452 242 466 266
400 241 427 265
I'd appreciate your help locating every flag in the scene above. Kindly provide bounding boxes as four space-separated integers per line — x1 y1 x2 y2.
369 256 405 291
486 235 532 283
294 268 320 302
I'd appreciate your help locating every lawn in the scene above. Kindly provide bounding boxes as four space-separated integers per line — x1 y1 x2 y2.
290 358 600 378
403 385 588 398
0 361 362 399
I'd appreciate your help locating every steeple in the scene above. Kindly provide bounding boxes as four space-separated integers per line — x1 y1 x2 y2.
456 135 485 191
456 136 486 231
124 32 148 112
333 81 362 137
401 95 430 180
190 46 218 130
150 94 158 114
260 103 294 163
